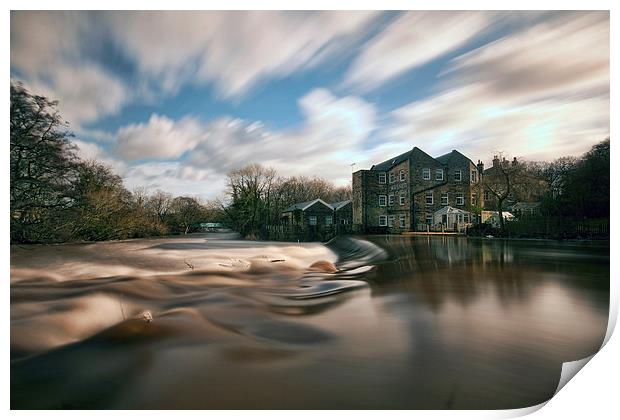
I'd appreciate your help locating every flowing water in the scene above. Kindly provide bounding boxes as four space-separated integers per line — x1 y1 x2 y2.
10 233 609 409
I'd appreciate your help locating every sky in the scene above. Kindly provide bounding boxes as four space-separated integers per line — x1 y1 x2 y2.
10 11 610 199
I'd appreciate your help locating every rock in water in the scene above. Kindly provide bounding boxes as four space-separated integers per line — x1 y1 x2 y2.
308 261 338 273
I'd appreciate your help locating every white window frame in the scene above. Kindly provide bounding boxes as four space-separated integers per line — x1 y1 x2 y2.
441 193 449 205
388 194 394 206
399 170 406 181
379 215 387 226
471 170 478 183
422 168 431 180
456 194 464 206
436 169 444 181
388 215 395 227
379 195 387 207
378 172 386 184
425 215 434 226
308 216 317 226
425 191 434 205
389 173 396 184
399 195 405 206
399 214 406 228
471 193 477 205
454 170 462 182
484 190 491 201
325 215 333 226
340 219 348 225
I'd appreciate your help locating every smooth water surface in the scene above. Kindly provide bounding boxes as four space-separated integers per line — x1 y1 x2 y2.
10 234 609 409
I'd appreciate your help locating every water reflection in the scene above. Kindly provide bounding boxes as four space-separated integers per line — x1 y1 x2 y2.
11 235 609 409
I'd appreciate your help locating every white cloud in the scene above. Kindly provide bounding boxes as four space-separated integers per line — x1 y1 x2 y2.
11 12 130 127
387 12 610 164
106 11 378 98
115 114 207 160
73 139 127 174
114 88 377 198
344 11 492 91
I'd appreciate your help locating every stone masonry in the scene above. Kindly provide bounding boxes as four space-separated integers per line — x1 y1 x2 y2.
352 148 484 233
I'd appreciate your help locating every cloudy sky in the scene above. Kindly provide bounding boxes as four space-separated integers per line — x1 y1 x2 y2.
11 11 609 199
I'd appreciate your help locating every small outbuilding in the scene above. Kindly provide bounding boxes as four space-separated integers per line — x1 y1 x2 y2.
280 198 352 228
433 206 474 231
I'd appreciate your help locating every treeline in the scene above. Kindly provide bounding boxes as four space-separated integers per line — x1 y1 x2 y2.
478 138 609 238
222 164 351 238
10 82 221 244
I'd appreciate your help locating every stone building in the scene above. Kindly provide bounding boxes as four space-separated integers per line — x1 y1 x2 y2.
281 198 352 229
352 148 484 233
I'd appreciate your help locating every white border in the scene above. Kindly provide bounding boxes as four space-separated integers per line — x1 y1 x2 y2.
4 2 616 419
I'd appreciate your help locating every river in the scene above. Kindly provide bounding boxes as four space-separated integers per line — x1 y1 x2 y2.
10 233 609 409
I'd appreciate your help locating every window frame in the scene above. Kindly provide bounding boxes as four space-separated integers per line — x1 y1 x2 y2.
454 170 462 182
399 169 406 181
379 215 387 226
379 195 387 207
471 193 477 205
399 214 406 228
422 168 431 180
441 193 449 205
436 168 444 181
389 173 396 184
388 194 394 206
471 170 478 183
325 215 333 226
308 215 317 226
399 195 405 206
425 191 434 206
378 172 386 184
425 214 434 226
388 215 395 227
456 194 465 206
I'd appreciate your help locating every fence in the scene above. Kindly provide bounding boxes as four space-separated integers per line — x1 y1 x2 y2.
265 224 352 242
503 216 609 239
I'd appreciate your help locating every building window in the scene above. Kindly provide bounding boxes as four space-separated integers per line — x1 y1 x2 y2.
325 216 333 226
399 214 406 228
456 194 464 206
399 195 405 206
389 173 396 183
471 170 478 183
484 190 491 201
309 216 317 226
379 215 387 226
422 168 431 180
436 169 444 181
340 219 348 225
378 172 386 184
441 193 449 205
388 215 395 227
425 191 434 205
379 195 387 207
399 170 406 181
464 214 470 223
471 192 477 205
388 194 395 206
425 214 433 226
454 170 462 181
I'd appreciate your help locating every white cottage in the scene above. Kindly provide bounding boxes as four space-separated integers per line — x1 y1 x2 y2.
433 206 474 231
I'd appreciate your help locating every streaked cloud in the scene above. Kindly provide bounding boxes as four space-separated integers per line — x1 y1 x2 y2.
344 11 492 91
387 11 609 164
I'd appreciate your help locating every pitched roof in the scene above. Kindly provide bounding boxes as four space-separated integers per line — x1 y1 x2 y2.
282 198 333 213
330 200 351 210
282 198 352 213
371 147 440 171
435 149 477 167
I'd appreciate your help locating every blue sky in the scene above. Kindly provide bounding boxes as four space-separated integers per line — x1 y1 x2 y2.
10 11 609 199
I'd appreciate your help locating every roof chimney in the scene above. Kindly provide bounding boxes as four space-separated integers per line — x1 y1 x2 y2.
512 157 518 166
492 156 500 167
477 159 484 173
